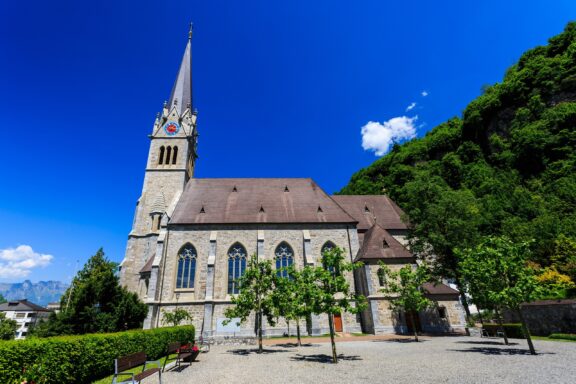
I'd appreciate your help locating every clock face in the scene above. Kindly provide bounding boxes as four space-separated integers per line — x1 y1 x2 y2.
163 121 180 136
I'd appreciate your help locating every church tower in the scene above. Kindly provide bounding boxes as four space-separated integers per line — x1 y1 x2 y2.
120 27 198 295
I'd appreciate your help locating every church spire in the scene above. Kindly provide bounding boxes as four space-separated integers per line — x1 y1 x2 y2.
167 24 193 116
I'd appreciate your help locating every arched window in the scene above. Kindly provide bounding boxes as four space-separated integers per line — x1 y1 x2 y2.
275 242 294 278
172 146 178 165
321 241 337 274
228 243 247 294
166 146 172 165
159 146 165 165
176 243 197 289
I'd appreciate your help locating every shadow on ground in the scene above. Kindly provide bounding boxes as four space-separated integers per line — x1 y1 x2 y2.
271 342 317 348
372 338 428 343
290 354 362 363
449 347 552 356
456 340 519 346
166 364 193 373
227 348 290 355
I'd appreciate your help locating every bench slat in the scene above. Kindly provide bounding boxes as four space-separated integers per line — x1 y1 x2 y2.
116 351 147 373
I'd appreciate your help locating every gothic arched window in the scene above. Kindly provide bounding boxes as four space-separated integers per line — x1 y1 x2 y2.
159 146 165 165
176 243 197 289
321 241 337 274
228 243 247 294
275 242 294 278
172 146 178 165
166 146 172 165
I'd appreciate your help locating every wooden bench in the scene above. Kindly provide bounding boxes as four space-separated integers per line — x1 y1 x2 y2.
113 351 161 384
162 341 192 372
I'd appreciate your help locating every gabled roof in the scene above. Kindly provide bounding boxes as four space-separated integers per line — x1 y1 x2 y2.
331 195 407 231
0 299 50 312
355 224 412 261
170 178 357 225
422 282 460 296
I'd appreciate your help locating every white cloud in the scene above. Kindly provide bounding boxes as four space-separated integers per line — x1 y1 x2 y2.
361 116 418 156
421 90 428 97
406 102 417 112
0 245 53 279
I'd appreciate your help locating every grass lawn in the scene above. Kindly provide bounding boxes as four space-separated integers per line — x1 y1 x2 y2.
533 335 576 343
91 354 176 384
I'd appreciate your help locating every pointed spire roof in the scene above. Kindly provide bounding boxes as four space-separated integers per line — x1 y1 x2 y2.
167 24 193 116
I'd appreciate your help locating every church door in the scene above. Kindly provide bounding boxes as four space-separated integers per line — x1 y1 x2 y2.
333 313 343 332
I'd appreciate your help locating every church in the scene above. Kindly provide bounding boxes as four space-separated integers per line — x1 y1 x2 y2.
119 29 466 338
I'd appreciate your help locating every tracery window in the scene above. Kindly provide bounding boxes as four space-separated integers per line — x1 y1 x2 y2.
321 241 337 274
176 243 197 289
275 242 294 278
228 243 247 294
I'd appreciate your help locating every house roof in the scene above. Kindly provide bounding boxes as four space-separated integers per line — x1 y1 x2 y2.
422 282 460 296
355 224 413 261
0 299 51 312
170 178 357 225
330 195 408 231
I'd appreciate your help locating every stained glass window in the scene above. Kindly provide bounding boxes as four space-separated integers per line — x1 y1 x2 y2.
228 243 247 294
176 243 197 289
275 242 294 278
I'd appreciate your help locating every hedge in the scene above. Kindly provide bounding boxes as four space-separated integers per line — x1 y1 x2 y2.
482 323 525 339
549 333 576 341
0 326 194 384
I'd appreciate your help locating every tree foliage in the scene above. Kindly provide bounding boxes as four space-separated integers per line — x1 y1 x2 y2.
0 312 17 340
31 248 148 336
162 308 194 327
339 22 576 295
458 236 542 354
378 262 434 341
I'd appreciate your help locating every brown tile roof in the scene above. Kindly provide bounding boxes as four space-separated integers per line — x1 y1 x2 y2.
170 178 358 225
422 282 460 295
139 256 154 274
355 224 413 261
331 195 408 230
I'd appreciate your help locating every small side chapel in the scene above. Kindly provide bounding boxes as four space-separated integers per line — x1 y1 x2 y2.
119 29 466 338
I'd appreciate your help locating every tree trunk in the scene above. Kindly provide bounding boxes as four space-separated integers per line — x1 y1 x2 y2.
296 318 302 346
517 308 536 355
258 309 263 354
409 312 419 342
494 307 509 346
328 313 338 363
454 277 472 336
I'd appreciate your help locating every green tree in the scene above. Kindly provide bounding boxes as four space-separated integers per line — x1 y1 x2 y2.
273 265 317 346
0 293 6 304
0 312 17 340
313 246 366 363
551 234 576 284
35 248 148 336
378 262 434 342
224 255 277 353
458 236 542 355
162 308 194 327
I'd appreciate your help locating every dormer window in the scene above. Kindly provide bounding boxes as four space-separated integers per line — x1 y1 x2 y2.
382 240 389 249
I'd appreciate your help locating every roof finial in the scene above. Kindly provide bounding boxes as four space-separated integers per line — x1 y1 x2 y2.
188 22 193 40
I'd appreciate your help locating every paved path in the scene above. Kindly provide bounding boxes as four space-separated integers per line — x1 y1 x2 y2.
154 336 576 384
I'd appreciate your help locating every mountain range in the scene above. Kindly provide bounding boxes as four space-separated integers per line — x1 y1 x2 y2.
0 280 68 307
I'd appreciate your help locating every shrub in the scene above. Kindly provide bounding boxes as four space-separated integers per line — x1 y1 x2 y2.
482 323 525 339
0 326 194 384
549 333 576 341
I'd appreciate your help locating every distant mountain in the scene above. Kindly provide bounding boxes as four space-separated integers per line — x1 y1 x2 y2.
0 280 69 307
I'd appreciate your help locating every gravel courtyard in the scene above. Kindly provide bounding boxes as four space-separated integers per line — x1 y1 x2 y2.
156 336 576 384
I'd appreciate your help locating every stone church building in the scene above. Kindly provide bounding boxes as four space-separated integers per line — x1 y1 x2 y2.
119 31 465 338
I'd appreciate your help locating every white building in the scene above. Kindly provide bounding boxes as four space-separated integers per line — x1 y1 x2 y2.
0 300 52 339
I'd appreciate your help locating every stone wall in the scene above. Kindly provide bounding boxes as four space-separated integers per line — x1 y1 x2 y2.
503 299 576 336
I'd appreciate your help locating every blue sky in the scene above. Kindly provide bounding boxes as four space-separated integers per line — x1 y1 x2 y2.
0 0 575 283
